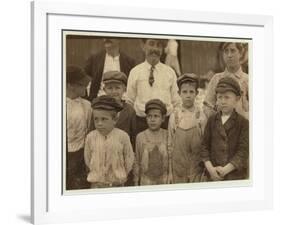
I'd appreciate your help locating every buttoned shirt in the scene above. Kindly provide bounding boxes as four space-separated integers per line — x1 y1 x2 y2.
84 128 134 185
204 67 249 119
126 61 181 117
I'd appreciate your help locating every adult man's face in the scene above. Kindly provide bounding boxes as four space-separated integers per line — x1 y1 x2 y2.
103 38 120 54
143 39 164 66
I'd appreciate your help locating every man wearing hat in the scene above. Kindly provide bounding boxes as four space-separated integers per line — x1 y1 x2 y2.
84 95 135 188
84 38 136 101
66 65 92 190
127 38 181 134
201 76 249 181
134 99 171 185
168 73 207 184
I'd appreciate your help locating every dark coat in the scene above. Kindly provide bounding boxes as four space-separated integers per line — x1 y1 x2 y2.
201 111 249 180
84 51 136 101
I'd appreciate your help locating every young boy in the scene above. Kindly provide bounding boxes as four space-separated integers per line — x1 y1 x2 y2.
84 95 135 188
66 65 92 190
201 76 249 181
102 71 137 186
102 70 136 148
168 73 206 184
134 99 170 186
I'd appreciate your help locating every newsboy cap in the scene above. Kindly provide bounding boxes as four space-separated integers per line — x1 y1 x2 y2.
145 99 167 115
66 65 91 87
177 73 199 88
102 71 128 85
91 95 124 112
215 76 241 96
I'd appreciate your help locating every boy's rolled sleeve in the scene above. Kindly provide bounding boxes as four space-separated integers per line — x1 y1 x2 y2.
84 134 92 169
123 134 135 175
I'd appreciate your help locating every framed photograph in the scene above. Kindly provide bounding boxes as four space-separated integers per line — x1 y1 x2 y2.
31 1 273 224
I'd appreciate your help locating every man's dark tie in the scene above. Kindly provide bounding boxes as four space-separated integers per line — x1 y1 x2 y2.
149 65 155 86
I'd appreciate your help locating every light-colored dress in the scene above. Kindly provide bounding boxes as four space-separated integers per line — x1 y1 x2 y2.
134 128 169 186
84 128 134 187
168 106 206 183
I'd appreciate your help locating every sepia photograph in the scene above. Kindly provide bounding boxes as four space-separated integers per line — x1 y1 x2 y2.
64 31 250 192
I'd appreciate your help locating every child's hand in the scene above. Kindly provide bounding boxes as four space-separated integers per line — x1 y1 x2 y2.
204 161 223 181
215 166 226 178
208 167 223 181
216 163 236 178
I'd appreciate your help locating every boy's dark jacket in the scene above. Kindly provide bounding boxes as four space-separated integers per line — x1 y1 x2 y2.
201 110 249 180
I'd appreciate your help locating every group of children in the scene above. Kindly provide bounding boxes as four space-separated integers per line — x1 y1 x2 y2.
66 64 249 190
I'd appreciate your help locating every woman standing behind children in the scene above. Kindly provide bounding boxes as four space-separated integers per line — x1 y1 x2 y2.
168 73 207 184
134 99 170 186
201 76 249 181
84 95 135 188
66 65 92 190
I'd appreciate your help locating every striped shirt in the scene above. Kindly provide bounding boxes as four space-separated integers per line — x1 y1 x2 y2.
84 128 134 185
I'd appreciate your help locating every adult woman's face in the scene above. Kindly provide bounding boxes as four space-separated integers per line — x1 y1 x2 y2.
222 43 242 69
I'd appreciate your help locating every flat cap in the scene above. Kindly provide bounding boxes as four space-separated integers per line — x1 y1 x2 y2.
102 71 127 85
215 76 241 96
91 95 124 112
145 99 167 115
177 73 199 88
66 65 91 87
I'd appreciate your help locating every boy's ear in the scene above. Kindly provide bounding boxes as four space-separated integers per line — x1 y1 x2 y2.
236 96 241 101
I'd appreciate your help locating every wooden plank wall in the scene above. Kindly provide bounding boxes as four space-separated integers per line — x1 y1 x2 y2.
66 36 247 77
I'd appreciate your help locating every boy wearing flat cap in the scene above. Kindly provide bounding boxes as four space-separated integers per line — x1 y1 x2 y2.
102 70 137 186
168 73 207 184
201 76 249 181
134 99 171 186
84 95 135 188
66 65 92 190
102 71 136 148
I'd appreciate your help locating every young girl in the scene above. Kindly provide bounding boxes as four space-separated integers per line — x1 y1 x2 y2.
84 95 135 188
66 65 92 190
168 73 206 184
134 99 170 186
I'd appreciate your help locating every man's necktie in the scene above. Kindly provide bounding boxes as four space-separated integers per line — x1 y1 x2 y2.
149 65 155 86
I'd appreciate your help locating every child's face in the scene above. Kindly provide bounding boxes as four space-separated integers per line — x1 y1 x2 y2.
216 91 240 115
146 109 165 131
103 82 125 102
67 83 87 98
179 82 197 109
93 109 117 136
